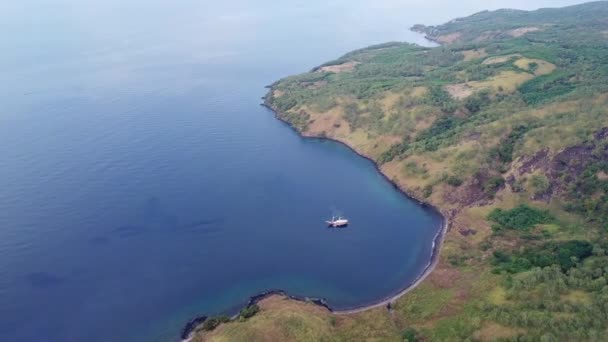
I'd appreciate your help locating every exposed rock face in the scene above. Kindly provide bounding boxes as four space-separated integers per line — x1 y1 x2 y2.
519 149 550 175
512 127 608 201
444 170 504 208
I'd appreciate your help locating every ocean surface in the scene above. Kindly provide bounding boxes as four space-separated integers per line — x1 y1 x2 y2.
0 0 588 341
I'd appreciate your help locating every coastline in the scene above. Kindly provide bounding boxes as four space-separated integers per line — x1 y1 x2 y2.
410 25 442 46
174 4 608 340
179 100 451 340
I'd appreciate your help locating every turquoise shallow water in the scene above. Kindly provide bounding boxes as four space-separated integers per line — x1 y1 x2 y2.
0 0 586 341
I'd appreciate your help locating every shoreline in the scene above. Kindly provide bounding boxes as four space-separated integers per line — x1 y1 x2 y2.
179 101 451 340
260 102 451 315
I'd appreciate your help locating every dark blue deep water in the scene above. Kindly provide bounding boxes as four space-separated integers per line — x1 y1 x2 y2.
0 0 587 341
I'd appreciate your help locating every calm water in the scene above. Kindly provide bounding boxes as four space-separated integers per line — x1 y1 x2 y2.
0 1 588 341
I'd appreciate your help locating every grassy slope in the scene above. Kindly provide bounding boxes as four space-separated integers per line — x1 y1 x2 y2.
194 2 608 341
192 295 401 342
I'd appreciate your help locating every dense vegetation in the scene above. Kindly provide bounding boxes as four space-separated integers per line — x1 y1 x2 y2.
195 2 608 341
488 205 554 231
492 240 593 273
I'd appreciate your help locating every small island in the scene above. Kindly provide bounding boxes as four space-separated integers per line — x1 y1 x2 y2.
189 2 608 341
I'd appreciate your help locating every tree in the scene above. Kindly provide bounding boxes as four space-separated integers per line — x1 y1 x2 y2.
402 328 418 342
528 62 539 73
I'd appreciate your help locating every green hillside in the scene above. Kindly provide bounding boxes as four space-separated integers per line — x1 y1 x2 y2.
193 2 608 341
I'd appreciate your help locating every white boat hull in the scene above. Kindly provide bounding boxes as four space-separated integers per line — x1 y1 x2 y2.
326 220 349 227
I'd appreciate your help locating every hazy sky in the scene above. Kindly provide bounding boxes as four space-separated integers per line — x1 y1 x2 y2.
0 1 595 74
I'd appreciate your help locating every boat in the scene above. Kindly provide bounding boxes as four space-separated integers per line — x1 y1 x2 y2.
326 215 349 227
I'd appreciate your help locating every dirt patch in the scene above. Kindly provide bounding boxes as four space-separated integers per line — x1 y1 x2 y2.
306 111 349 137
518 149 550 175
428 264 461 289
317 61 359 73
508 26 540 37
380 92 401 111
598 171 608 180
458 228 477 236
445 83 474 100
453 108 469 118
435 32 462 44
475 30 501 42
410 86 428 98
273 90 285 98
412 116 436 137
561 290 592 305
475 322 523 341
370 135 403 156
467 131 482 140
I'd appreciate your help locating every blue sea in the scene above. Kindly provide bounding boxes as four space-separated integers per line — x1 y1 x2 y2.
0 0 586 341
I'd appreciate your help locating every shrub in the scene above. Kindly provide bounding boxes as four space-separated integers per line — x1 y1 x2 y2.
490 124 531 164
446 175 464 187
239 304 259 320
379 141 409 164
201 315 230 331
483 176 505 196
448 254 466 266
426 85 457 113
343 102 361 130
512 178 526 192
464 90 491 113
529 174 550 196
492 250 511 264
402 327 418 342
422 184 433 198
